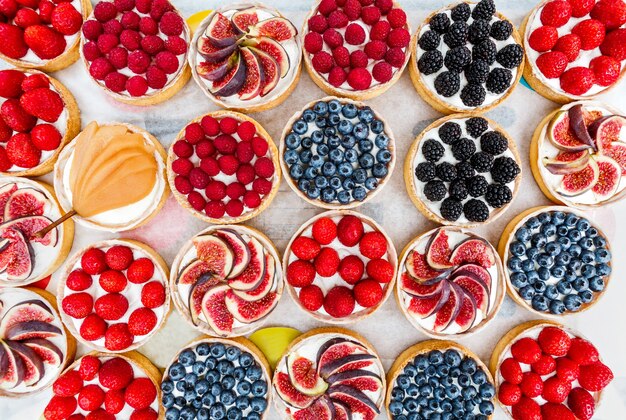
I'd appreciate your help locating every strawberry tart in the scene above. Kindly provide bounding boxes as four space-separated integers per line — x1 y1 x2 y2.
57 239 170 353
410 0 524 114
498 206 612 317
0 177 74 287
0 0 90 72
170 225 282 338
406 114 522 227
43 351 162 419
396 227 504 338
521 0 626 103
190 3 302 113
490 320 614 419
0 287 76 398
161 336 272 420
386 340 497 419
303 0 411 100
284 210 397 323
0 69 80 177
80 0 191 106
167 111 281 224
531 101 626 208
273 327 386 420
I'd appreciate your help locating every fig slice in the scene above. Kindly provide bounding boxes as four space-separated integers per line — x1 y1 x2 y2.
205 12 240 47
405 251 451 284
197 37 239 63
558 159 600 197
0 341 24 390
210 51 247 97
5 340 44 386
591 155 621 199
286 353 328 396
603 142 626 174
248 17 297 42
450 264 492 292
238 47 263 101
449 238 496 268
0 183 17 223
543 150 591 175
244 36 290 78
333 400 353 420
407 282 451 319
200 284 233 336
227 237 266 291
328 385 380 420
251 47 280 97
273 371 315 409
196 52 237 81
0 229 33 281
400 272 445 298
0 342 8 382
293 395 335 420
5 321 62 341
216 229 251 279
588 115 626 153
188 273 220 326
193 235 234 279
326 369 382 392
452 275 490 314
224 290 278 323
22 338 63 367
316 339 366 374
232 253 274 301
319 354 375 379
454 291 477 333
231 7 259 34
567 104 597 150
4 188 48 222
0 299 52 337
433 283 463 333
0 215 57 246
548 111 592 152
425 228 453 270
177 259 214 285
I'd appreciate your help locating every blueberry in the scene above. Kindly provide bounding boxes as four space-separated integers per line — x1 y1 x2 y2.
320 162 335 177
479 383 495 399
519 285 535 300
344 149 358 163
197 408 210 420
533 280 547 294
191 361 206 376
314 176 328 189
165 407 180 420
538 267 551 281
428 398 440 410
446 385 461 398
376 149 392 163
479 401 494 415
595 248 611 263
555 252 571 266
557 225 570 237
210 403 226 419
316 143 329 156
314 101 328 115
587 227 599 237
406 383 419 397
579 237 594 250
184 388 196 402
509 241 525 256
247 413 261 420
375 133 390 148
545 242 561 256
419 384 433 396
353 122 369 139
569 259 582 271
306 185 320 199
168 363 185 380
557 236 571 250
569 244 582 258
443 349 462 367
589 276 604 292
359 153 374 169
251 379 267 397
358 139 373 153
596 263 611 277
510 272 528 288
321 187 336 203
541 223 556 237
328 113 340 126
549 299 566 315
521 259 535 272
162 393 175 408
397 374 411 389
544 285 559 300
473 370 487 385
353 186 367 201
337 191 351 204
235 395 250 410
581 264 596 278
195 379 210 395
211 383 223 397
179 350 196 366
181 408 197 420
217 360 234 375
221 389 236 405
581 250 595 264
551 211 565 224
192 396 203 409
576 218 590 231
593 236 607 248
414 355 428 370
565 213 578 226
551 265 566 279
458 374 471 388
220 375 235 391
556 280 572 295
328 99 341 113
432 385 444 398
563 270 577 282
462 385 476 399
391 386 405 401
329 148 344 163
568 229 582 242
526 247 540 261
304 166 318 180
246 365 263 381
175 396 186 406
161 380 174 394
371 119 384 134
250 397 268 413
526 217 541 229
175 380 186 392
372 163 388 178
284 150 298 165
289 164 304 180
429 350 444 365
527 270 539 283
297 179 310 192
537 254 554 268
389 401 403 415
358 107 374 123
531 233 547 248
293 120 308 135
324 127 337 138
579 290 594 303
299 149 312 163
564 294 583 311
301 137 313 149
515 227 531 242
302 109 316 122
202 393 216 407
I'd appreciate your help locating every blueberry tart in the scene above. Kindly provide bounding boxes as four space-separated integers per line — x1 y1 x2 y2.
386 340 496 419
410 0 524 114
406 114 521 227
498 206 612 317
162 336 272 420
280 97 395 209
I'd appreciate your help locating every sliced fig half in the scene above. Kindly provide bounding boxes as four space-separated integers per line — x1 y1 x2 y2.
405 251 450 284
543 150 591 175
400 272 446 298
251 47 280 97
210 51 247 97
5 340 44 386
588 115 626 153
316 339 366 374
0 299 52 337
286 353 328 396
0 215 57 246
200 284 233 336
0 229 33 281
328 385 380 420
216 229 251 279
603 142 626 174
273 371 315 409
333 400 353 420
248 17 297 42
232 252 274 301
548 111 591 152
0 183 17 223
567 104 597 150
453 274 489 314
293 395 335 420
449 238 496 268
238 47 263 101
22 338 63 367
558 159 600 197
450 264 492 291
5 321 62 341
0 341 24 390
454 291 477 333
177 259 214 285
433 283 463 333
197 52 237 81
188 273 221 325
193 235 234 279
591 155 621 199
407 282 451 319
227 237 266 291
244 36 290 78
197 37 239 63
224 290 278 323
425 228 453 270
0 342 8 382
326 369 382 393
205 12 240 47
231 7 259 34
319 354 375 379
4 188 48 222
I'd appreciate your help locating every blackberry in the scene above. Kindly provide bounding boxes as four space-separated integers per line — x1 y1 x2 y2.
439 122 462 145
470 151 494 172
464 199 490 222
466 117 489 138
419 30 441 51
443 21 468 48
480 131 508 155
491 20 513 41
449 179 469 201
436 162 458 182
430 13 451 34
468 19 491 44
466 175 489 197
415 161 436 182
472 40 497 64
456 160 476 179
491 156 520 184
485 184 513 208
444 46 472 73
424 180 447 202
441 198 463 221
496 44 523 69
434 71 461 97
472 0 496 20
486 68 513 94
418 50 444 75
451 3 471 21
465 60 490 84
452 138 476 161
460 83 486 107
422 139 445 162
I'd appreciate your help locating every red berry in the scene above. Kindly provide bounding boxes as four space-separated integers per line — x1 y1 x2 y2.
165 36 187 55
560 66 595 95
328 10 349 28
200 157 219 176
318 0 337 16
214 134 237 154
312 51 333 73
105 245 134 271
314 247 341 277
312 217 337 245
299 284 324 311
500 357 523 384
365 258 394 283
498 381 521 406
531 354 556 376
103 19 123 35
78 384 105 411
387 8 407 28
0 23 27 60
146 66 167 89
511 337 542 364
304 32 323 54
236 121 256 141
95 293 129 321
0 70 25 99
359 232 387 259
104 389 125 414
242 190 261 208
387 28 410 48
188 191 206 211
520 371 543 397
361 6 381 24
196 140 215 158
14 8 40 29
554 34 582 62
254 156 274 178
292 236 321 260
225 199 243 217
78 355 101 381
159 11 183 36
173 140 193 158
372 62 393 83
370 20 391 41
386 47 406 67
89 57 115 80
172 158 193 175
218 155 240 175
141 281 166 308
324 286 355 318
51 3 82 35
344 0 362 21
45 396 77 419
568 387 596 420
338 255 365 284
236 142 254 164
345 22 365 45
590 55 621 86
121 11 141 30
97 33 119 54
252 178 272 195
538 326 571 356
308 14 328 33
105 323 134 351
128 307 157 336
226 182 246 199
570 0 595 17
82 248 107 275
66 269 93 291
364 40 387 60
82 20 103 41
54 370 83 396
590 0 626 30
529 26 559 52
337 215 363 247
287 260 316 287
99 270 127 293
353 278 383 307
189 167 210 189
556 357 580 382
205 180 227 201
108 47 129 69
99 357 133 390
21 74 49 92
80 313 107 341
124 377 156 409
2 98 35 132
219 116 238 134
332 46 350 68
542 376 572 403
542 403 577 420
205 201 225 218
6 133 40 168
536 51 569 78
120 29 141 50
347 67 372 90
350 50 368 68
127 258 155 284
571 19 606 50
174 176 192 194
579 361 614 391
29 124 61 151
375 0 393 14
512 396 541 420
126 76 149 97
328 66 347 87
600 28 626 61
251 136 268 157
541 0 572 27
156 51 179 74
93 2 117 22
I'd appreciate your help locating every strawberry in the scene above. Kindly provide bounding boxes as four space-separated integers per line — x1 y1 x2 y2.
571 19 606 50
99 270 127 293
579 361 614 391
130 408 158 420
560 67 595 95
511 337 542 364
359 231 387 259
6 133 40 167
53 370 83 396
556 357 580 382
44 396 78 420
365 258 394 283
62 292 93 319
104 389 125 414
86 408 116 420
0 23 27 59
590 55 621 86
542 376 572 403
337 215 364 247
0 69 25 98
500 357 523 384
99 357 134 390
95 293 129 321
568 387 595 420
39 0 56 24
14 8 41 28
511 396 541 420
0 120 9 143
19 87 63 123
498 381 521 406
22 74 49 92
540 0 572 27
299 284 324 311
554 34 582 62
105 245 133 270
127 258 155 284
287 260 316 288
0 0 18 19
314 247 341 277
338 255 365 284
124 377 156 409
529 26 558 52
78 384 105 411
537 51 569 79
81 248 107 275
312 217 337 245
520 371 543 398
31 124 62 151
80 313 107 341
292 236 322 261
141 281 166 308
531 354 556 375
128 307 157 336
104 323 134 351
538 326 571 356
51 3 82 35
570 0 595 17
323 286 355 318
353 278 383 307
541 403 576 420
78 355 101 381
590 0 626 30
24 25 67 59
567 337 599 365
2 99 36 132
66 269 93 291
600 28 626 60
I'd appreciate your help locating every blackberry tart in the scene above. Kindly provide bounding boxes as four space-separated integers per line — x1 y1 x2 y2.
280 97 395 209
161 336 272 420
405 114 521 227
386 340 497 419
498 206 612 317
410 0 524 114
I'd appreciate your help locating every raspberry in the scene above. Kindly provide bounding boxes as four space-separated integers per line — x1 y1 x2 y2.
108 47 128 69
226 182 246 199
236 142 254 164
165 36 187 55
590 55 620 86
159 11 183 36
591 0 626 30
364 40 387 60
600 28 626 60
328 10 349 28
94 2 117 22
219 116 238 134
141 281 166 308
126 76 149 97
318 0 337 16
568 387 596 420
536 51 569 78
542 403 577 420
315 247 341 277
554 34 582 62
66 269 93 291
354 278 383 307
375 0 393 14
498 382 521 406
542 376 572 403
219 155 240 175
121 11 140 29
120 29 141 50
372 62 393 83
185 122 205 143
205 201 225 218
225 199 243 217
385 47 405 67
156 51 178 74
127 258 155 284
136 0 152 13
387 8 407 28
338 255 365 284
292 236 321 260
188 191 206 211
171 158 193 175
361 6 381 24
556 357 580 382
511 337 542 364
99 270 127 293
560 66 595 95
95 293 129 320
104 72 126 94
128 307 157 336
252 178 272 195
538 327 572 356
299 285 324 311
344 0 362 21
105 323 134 351
332 45 350 66
349 50 368 68
21 74 49 92
78 384 105 411
579 361 614 391
205 180 227 200
128 49 150 73
243 191 261 208
345 23 365 45
97 33 119 55
500 357 523 384
78 355 100 381
189 167 210 188
308 14 328 33
312 51 333 73
347 67 372 90
115 0 135 11
80 313 107 341
323 28 343 49
15 8 41 29
140 35 164 55
201 115 220 136
304 32 323 54
520 371 543 397
531 354 556 375
251 136 268 156
540 0 572 27
254 156 274 178
149 0 173 20
387 28 410 48
328 66 347 86
82 19 103 41
572 19 606 50
103 19 123 35
146 66 167 90
45 396 77 420
174 176 192 194
323 286 355 318
529 26 558 52
236 120 256 141
89 57 114 80
99 358 134 390
173 140 193 158
82 248 107 275
53 370 83 396
31 124 61 151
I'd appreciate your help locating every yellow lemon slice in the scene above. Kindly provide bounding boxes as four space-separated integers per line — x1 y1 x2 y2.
249 327 301 370
187 10 212 34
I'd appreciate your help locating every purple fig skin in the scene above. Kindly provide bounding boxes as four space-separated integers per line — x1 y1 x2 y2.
5 340 44 386
401 275 447 299
0 342 8 380
205 13 241 48
232 253 274 301
0 299 52 338
434 283 463 333
250 47 280 97
197 55 235 82
188 273 220 325
197 38 239 63
5 321 62 341
543 152 591 175
216 229 251 279
409 280 451 319
450 264 491 291
588 115 626 153
569 105 597 150
3 188 48 221
22 338 63 366
177 259 213 285
326 369 381 385
1 341 25 389
453 275 490 314
332 399 353 420
212 53 247 97
227 238 266 291
328 384 380 414
319 354 375 379
244 36 290 78
231 8 260 35
315 338 365 372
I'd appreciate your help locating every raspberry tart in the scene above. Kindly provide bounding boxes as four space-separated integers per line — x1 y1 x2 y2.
80 0 191 106
284 210 397 323
396 227 505 339
280 97 395 209
302 0 412 100
410 0 524 114
190 3 302 113
170 225 283 338
167 111 280 224
498 206 612 317
490 320 614 419
0 69 80 177
161 336 272 420
386 340 497 419
0 0 90 72
0 287 76 398
531 101 626 208
406 114 521 227
43 351 162 419
0 177 74 287
273 327 386 420
54 121 169 232
57 239 170 353
521 0 626 103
